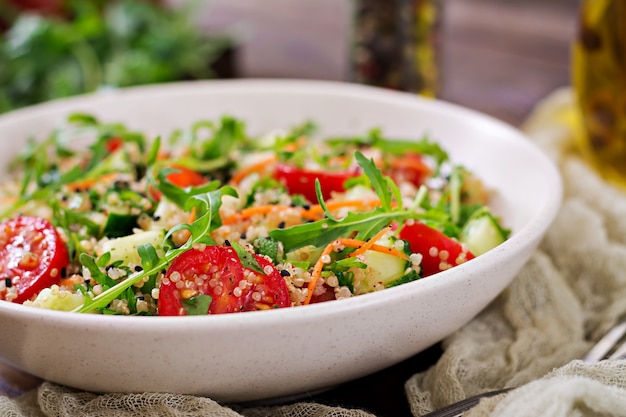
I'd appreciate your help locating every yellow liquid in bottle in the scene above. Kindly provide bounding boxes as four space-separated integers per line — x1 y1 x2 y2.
572 0 626 188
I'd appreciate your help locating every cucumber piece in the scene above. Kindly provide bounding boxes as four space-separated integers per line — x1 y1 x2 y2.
353 235 410 294
99 230 165 265
460 209 508 256
27 287 85 311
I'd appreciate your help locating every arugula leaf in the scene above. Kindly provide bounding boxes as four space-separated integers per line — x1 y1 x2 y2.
136 243 160 293
73 186 236 313
151 167 221 209
315 179 337 221
79 253 117 288
354 151 394 211
231 242 265 275
326 129 449 170
271 150 415 252
183 294 213 316
270 208 414 253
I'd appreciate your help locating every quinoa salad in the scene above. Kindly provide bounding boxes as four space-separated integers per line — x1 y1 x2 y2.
0 114 509 315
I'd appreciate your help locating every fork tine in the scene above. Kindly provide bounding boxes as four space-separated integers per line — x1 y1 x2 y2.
583 321 626 362
608 337 626 360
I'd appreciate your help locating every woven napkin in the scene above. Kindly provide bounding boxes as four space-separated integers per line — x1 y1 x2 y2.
2 88 626 417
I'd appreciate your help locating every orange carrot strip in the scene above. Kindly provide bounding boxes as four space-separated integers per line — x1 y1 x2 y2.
302 232 408 305
304 199 381 216
188 206 197 223
230 155 277 185
66 172 118 192
338 238 409 260
348 226 393 258
222 205 295 225
303 242 336 305
0 196 17 206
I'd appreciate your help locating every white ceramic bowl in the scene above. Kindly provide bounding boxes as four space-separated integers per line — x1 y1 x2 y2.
0 80 561 402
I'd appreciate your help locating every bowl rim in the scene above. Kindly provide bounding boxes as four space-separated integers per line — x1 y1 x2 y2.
0 79 563 327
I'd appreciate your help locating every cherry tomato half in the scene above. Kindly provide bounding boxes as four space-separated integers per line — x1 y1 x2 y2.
399 221 475 277
274 164 359 203
0 216 69 303
158 246 291 316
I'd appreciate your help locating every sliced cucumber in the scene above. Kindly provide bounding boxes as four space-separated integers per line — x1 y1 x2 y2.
352 235 410 294
285 245 323 265
460 209 508 256
99 229 165 265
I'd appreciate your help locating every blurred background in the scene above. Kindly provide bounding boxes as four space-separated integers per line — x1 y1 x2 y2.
0 0 579 126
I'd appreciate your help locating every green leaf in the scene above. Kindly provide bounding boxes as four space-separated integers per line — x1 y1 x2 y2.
354 151 394 211
153 167 220 209
146 136 161 167
331 257 367 270
270 208 414 253
231 242 265 275
315 179 337 221
79 253 116 287
73 185 236 313
183 294 212 316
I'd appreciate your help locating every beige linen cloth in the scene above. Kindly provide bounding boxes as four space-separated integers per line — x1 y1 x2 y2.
2 88 626 416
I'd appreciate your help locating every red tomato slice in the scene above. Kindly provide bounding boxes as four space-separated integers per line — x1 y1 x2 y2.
399 221 475 277
158 246 291 316
165 165 207 188
387 153 431 187
0 216 69 303
274 164 359 203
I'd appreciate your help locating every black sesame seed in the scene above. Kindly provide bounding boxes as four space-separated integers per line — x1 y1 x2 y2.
278 221 286 229
280 270 291 277
4 278 12 288
224 239 232 246
302 204 311 210
137 296 145 301
134 265 143 272
60 267 67 278
240 233 247 240
153 215 161 221
105 265 113 271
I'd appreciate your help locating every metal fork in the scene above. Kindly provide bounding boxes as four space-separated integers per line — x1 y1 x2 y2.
421 321 626 417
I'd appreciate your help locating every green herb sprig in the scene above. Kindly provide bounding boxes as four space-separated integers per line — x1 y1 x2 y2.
73 186 236 313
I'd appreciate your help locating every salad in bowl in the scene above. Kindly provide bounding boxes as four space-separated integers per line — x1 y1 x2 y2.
0 80 560 401
0 113 507 315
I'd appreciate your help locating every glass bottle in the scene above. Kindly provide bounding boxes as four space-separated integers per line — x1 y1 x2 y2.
572 0 626 187
351 0 439 96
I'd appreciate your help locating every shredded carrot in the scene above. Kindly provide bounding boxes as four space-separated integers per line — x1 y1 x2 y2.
188 206 197 223
66 172 118 192
339 238 409 260
303 243 335 305
230 155 277 185
303 231 408 305
348 226 392 258
0 196 17 206
303 199 381 216
222 204 295 225
58 274 85 288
